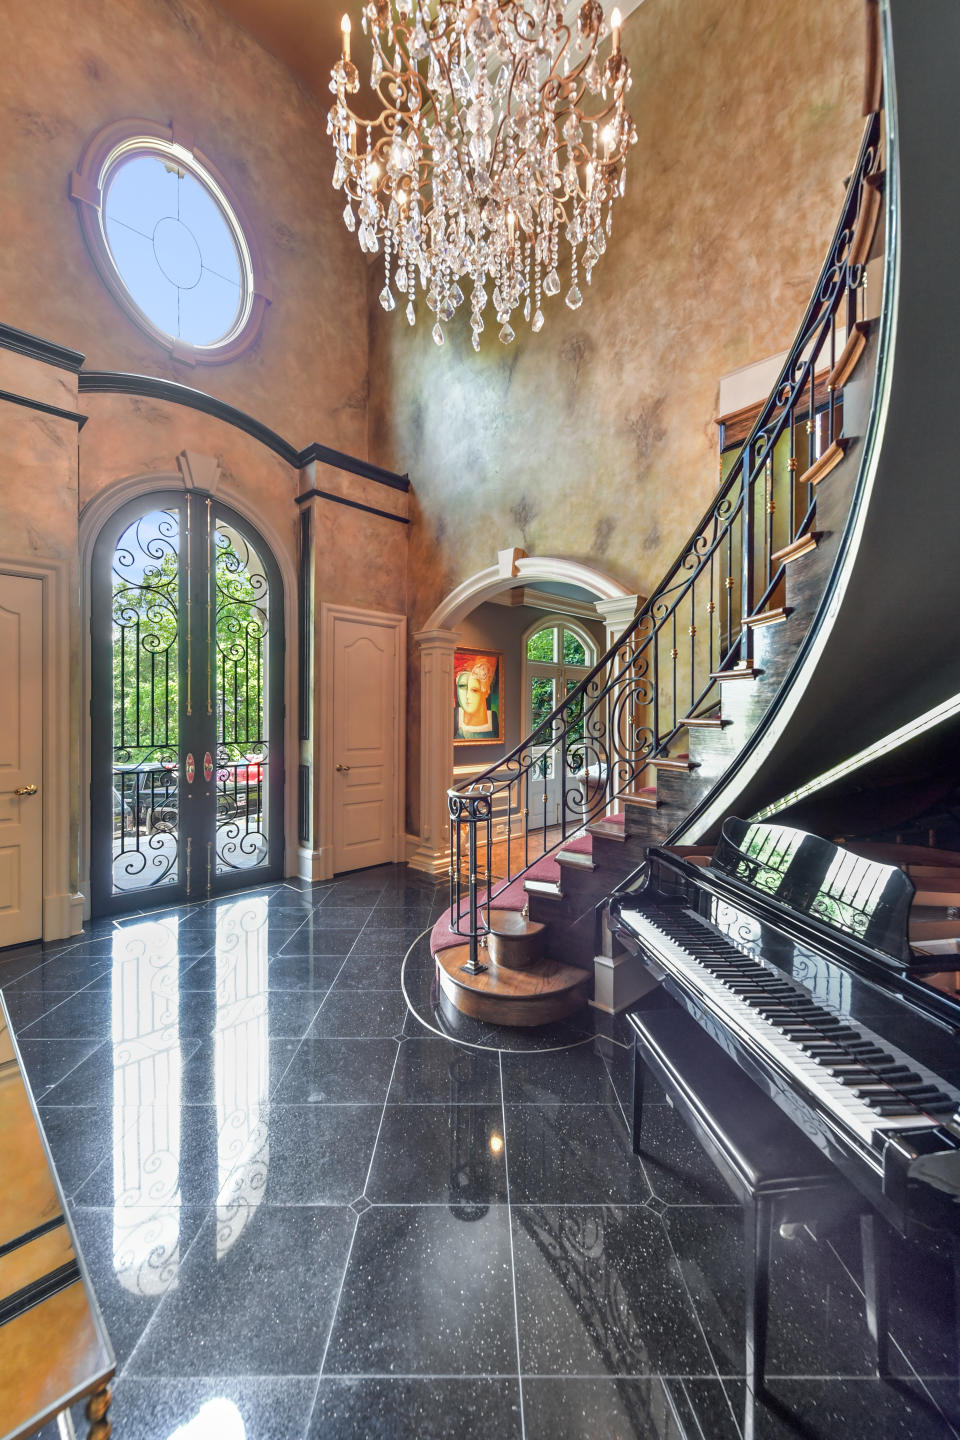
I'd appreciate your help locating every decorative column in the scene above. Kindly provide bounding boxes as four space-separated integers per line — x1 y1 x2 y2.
593 595 645 813
408 628 459 878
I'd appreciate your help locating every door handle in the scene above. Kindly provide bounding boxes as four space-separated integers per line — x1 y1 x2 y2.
336 764 351 774
14 783 38 796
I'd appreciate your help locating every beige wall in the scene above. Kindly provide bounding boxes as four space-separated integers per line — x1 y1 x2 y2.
0 0 393 913
368 0 865 630
0 0 868 878
0 0 368 456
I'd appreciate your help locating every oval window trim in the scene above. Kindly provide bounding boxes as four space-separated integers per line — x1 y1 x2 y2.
71 119 269 365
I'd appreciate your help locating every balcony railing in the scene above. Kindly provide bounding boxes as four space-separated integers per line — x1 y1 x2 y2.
448 109 883 975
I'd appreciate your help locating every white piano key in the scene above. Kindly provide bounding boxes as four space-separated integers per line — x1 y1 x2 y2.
620 905 960 1148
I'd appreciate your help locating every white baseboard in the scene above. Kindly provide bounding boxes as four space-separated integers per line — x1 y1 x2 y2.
43 892 86 942
297 845 332 882
407 840 451 879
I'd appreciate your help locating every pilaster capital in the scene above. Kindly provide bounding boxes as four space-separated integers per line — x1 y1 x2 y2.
413 627 461 653
594 595 645 635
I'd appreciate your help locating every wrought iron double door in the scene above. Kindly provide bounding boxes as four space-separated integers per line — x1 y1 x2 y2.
91 491 284 916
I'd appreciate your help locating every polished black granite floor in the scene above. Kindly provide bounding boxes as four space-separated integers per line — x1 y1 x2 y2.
2 865 958 1440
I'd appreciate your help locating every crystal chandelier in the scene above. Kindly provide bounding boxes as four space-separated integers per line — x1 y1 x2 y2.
328 0 634 349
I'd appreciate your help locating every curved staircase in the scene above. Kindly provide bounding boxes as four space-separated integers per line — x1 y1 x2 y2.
432 41 892 1027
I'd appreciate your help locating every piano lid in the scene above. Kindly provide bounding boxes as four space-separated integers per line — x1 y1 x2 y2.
711 817 915 965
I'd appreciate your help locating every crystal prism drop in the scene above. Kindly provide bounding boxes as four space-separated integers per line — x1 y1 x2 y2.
543 268 561 296
499 322 515 344
565 284 583 310
450 282 465 308
379 285 397 312
531 307 544 333
432 322 445 346
523 297 531 322
406 300 416 326
342 203 356 232
472 330 481 352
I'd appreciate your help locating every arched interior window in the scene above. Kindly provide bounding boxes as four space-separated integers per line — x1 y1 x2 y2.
524 619 598 746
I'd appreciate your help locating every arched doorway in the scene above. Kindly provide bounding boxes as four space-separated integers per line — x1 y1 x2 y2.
89 489 284 916
410 551 640 877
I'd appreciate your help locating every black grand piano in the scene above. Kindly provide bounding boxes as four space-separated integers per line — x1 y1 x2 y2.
610 815 960 1241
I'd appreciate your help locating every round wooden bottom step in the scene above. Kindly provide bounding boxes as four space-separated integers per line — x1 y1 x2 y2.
435 943 591 1027
487 908 545 970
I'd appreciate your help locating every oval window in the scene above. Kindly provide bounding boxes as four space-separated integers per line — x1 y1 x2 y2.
72 122 267 363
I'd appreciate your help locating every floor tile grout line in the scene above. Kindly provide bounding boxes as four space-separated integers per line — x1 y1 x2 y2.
821 1228 954 1412
675 1377 711 1440
359 1038 404 1199
499 1048 527 1440
655 1197 731 1395
307 1209 360 1436
118 1198 220 1383
307 942 399 1435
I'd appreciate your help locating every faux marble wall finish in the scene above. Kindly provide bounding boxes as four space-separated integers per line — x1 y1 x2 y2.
0 0 369 457
368 0 865 627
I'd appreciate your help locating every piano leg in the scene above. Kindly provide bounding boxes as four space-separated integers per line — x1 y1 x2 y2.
743 1196 773 1423
860 1212 890 1377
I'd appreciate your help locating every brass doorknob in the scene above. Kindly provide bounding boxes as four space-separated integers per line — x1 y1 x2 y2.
14 783 37 796
335 764 351 774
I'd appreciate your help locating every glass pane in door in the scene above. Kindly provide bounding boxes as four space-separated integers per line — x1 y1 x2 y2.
529 675 555 744
110 508 181 895
214 521 270 875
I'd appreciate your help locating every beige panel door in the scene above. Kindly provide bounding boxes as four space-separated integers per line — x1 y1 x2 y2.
0 575 43 947
331 612 402 874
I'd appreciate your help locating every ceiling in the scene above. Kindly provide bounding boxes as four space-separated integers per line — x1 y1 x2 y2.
213 0 645 103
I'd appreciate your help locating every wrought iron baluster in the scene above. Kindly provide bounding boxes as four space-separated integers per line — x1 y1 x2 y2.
739 451 754 666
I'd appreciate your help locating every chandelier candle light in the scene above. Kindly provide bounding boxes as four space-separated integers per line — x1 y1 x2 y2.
328 0 635 348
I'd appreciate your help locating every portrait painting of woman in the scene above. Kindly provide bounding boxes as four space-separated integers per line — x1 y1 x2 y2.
453 649 504 745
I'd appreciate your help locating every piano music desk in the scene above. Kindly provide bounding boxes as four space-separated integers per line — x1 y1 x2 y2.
628 1000 890 1434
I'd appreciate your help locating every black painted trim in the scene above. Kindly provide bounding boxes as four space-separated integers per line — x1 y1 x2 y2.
0 321 85 372
0 1215 65 1261
298 508 311 740
0 387 88 428
76 370 410 491
298 441 409 492
298 763 311 845
79 369 301 463
294 486 409 525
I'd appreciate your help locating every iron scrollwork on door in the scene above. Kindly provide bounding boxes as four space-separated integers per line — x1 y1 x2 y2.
109 507 181 895
213 522 270 874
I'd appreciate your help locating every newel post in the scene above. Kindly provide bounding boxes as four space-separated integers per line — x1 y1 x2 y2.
409 628 459 878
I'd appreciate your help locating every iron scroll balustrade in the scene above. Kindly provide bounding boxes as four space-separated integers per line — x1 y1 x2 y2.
447 109 883 958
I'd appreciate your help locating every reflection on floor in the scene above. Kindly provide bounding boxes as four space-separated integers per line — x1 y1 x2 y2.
0 865 957 1440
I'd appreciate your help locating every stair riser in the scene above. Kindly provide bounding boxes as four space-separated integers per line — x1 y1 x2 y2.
487 932 545 970
437 976 590 1028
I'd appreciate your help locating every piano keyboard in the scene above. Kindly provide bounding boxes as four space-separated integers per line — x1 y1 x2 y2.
619 903 960 1151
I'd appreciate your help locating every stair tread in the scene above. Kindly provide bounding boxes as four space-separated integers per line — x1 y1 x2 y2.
488 907 545 939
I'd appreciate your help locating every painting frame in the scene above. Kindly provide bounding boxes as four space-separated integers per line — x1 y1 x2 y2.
453 647 505 747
